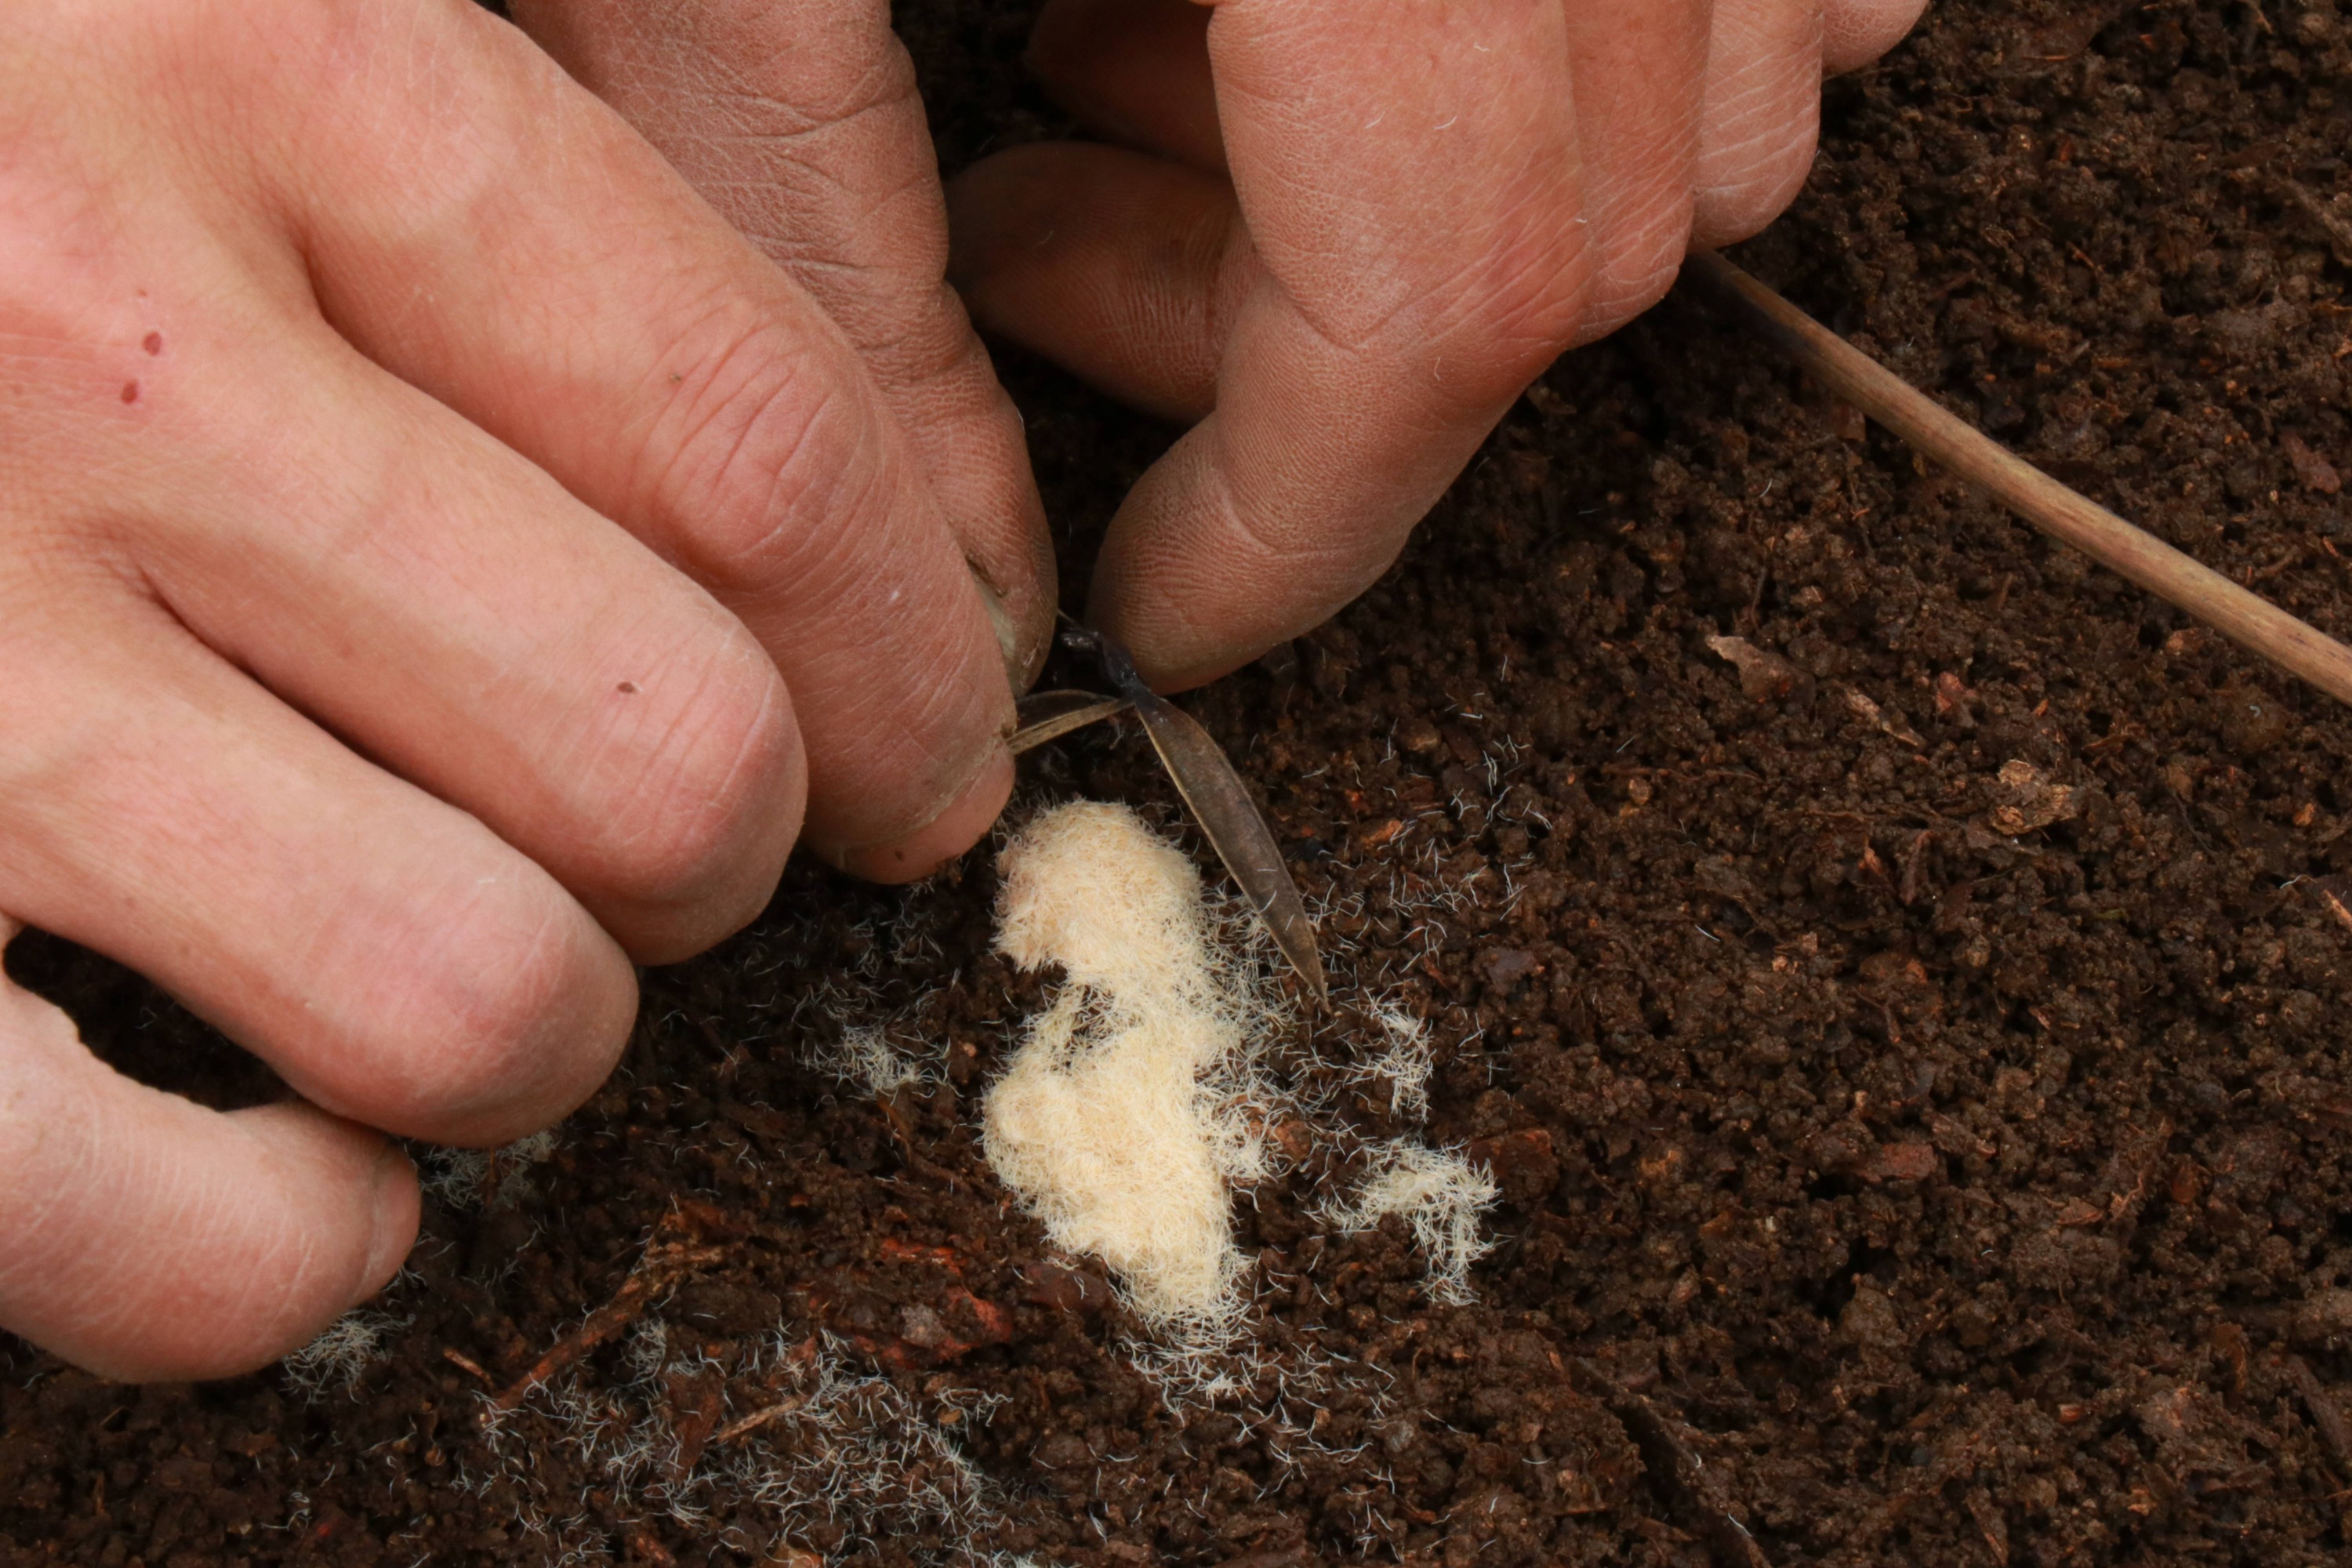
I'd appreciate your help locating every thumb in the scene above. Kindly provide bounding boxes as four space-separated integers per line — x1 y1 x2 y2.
0 920 417 1381
510 0 1057 686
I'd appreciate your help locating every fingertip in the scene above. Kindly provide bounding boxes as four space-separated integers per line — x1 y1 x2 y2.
833 744 1014 884
0 1086 425 1382
971 568 1047 693
946 148 1062 291
1692 0 1828 249
1083 414 1404 696
1085 555 1273 695
223 1103 417 1318
363 1138 421 1299
1087 597 1257 695
1823 0 1930 75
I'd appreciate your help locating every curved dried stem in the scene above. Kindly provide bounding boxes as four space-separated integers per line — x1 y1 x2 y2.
1683 250 2352 710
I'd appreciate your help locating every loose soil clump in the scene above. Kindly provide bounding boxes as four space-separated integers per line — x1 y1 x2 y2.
10 0 2352 1563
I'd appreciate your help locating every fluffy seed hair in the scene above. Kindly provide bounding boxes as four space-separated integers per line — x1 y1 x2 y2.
1320 1141 1498 1304
982 802 1274 1332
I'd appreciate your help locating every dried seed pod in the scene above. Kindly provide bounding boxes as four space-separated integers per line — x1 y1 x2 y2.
1008 633 1328 1010
1076 631 1329 1011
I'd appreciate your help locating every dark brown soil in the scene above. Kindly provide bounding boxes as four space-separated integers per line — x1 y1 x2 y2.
13 0 2352 1563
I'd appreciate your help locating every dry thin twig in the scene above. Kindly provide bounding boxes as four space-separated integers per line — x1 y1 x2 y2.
1682 252 2352 710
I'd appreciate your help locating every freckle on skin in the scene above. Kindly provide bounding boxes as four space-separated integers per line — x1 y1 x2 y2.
616 681 638 694
143 332 162 355
120 380 139 404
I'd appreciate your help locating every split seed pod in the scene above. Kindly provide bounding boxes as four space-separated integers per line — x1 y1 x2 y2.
1009 632 1328 1010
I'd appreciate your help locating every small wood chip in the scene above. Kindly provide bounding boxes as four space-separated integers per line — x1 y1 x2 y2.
2306 875 2352 937
1858 1142 1940 1183
1899 829 1933 906
1985 759 2080 835
623 1524 677 1566
1842 688 1925 747
2284 180 2352 267
2283 432 2343 495
1706 634 1802 701
491 1220 727 1410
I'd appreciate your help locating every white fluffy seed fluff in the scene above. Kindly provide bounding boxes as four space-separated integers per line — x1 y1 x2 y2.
1322 1141 1498 1305
982 802 1271 1330
281 1309 409 1400
417 1128 560 1211
1355 1001 1436 1124
812 1023 938 1097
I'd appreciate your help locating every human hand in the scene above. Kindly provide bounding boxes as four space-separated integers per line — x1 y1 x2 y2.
506 0 1055 688
0 0 1047 1380
947 0 1929 688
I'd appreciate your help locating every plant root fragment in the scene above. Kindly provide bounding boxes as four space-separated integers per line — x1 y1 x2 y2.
492 1211 728 1411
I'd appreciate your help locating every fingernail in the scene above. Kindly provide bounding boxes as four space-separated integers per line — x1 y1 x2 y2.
968 568 1030 692
836 745 1014 884
358 1142 420 1299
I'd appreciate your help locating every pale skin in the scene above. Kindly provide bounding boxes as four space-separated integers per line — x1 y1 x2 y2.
0 0 1922 1381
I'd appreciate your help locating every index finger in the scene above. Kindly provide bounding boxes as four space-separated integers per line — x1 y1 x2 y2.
1085 0 1592 688
256 0 1018 875
510 0 1058 688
